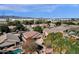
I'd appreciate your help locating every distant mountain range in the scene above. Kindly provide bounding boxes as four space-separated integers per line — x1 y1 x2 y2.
0 16 33 19
0 16 79 21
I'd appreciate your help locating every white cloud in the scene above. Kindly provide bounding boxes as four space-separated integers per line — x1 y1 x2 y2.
0 4 60 13
0 5 29 12
26 4 59 12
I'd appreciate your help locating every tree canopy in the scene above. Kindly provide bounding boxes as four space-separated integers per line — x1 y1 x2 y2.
0 25 10 34
33 26 43 33
55 22 61 26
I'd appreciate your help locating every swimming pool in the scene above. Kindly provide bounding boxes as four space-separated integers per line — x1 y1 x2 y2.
5 49 23 54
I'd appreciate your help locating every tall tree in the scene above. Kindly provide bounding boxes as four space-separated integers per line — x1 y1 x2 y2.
55 22 61 26
33 26 43 33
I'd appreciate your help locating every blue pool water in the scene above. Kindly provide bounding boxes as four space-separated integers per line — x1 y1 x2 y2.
5 49 22 54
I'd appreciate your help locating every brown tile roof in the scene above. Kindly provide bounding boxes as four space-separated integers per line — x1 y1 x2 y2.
43 25 79 34
0 33 20 47
23 31 41 39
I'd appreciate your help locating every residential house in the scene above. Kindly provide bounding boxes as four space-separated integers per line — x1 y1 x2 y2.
43 25 79 36
0 33 20 53
22 31 43 53
22 31 42 44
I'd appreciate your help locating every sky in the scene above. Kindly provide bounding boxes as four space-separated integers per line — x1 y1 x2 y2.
0 4 79 18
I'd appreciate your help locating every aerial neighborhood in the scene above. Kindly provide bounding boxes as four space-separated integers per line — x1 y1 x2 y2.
0 16 79 54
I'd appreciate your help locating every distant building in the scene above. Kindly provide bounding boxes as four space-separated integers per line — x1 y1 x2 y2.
31 24 48 28
0 18 7 25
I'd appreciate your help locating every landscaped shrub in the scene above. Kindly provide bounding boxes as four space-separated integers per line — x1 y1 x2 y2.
44 32 79 54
